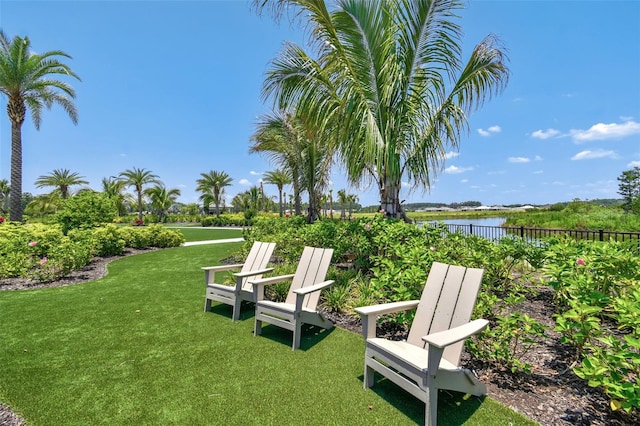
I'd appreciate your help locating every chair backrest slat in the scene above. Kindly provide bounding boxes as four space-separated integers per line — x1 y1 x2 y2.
240 242 276 292
407 262 484 366
285 247 334 309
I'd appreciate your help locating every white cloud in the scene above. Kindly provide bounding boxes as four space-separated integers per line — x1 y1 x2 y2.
508 157 530 163
444 151 460 159
460 179 468 183
477 125 501 137
532 128 560 139
628 160 640 167
444 165 473 174
571 149 618 160
401 181 411 188
533 170 544 174
570 120 640 142
238 178 251 186
534 155 543 161
249 171 261 176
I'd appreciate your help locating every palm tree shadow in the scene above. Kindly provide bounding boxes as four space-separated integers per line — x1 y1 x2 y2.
358 373 485 425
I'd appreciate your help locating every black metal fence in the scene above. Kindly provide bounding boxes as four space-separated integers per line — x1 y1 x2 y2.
425 222 640 245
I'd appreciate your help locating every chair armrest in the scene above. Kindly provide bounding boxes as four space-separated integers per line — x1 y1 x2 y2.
249 274 295 286
422 318 489 348
293 280 334 312
202 264 244 285
201 264 244 272
354 300 420 317
354 300 419 339
293 280 334 296
233 267 274 278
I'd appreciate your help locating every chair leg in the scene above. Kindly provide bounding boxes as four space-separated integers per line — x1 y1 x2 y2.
292 321 302 350
232 298 242 321
425 386 438 426
254 317 262 336
363 362 374 389
204 298 211 312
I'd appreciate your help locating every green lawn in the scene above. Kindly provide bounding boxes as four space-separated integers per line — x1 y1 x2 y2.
0 243 537 425
167 226 244 242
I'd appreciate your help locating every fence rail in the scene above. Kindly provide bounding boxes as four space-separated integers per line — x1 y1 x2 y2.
425 222 640 244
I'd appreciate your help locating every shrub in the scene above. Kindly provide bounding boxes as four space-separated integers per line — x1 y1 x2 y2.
55 192 118 234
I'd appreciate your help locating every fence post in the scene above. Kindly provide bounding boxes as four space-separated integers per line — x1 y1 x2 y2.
599 229 604 242
520 226 524 238
469 224 473 235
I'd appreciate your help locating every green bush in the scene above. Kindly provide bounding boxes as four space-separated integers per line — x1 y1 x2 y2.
55 192 118 234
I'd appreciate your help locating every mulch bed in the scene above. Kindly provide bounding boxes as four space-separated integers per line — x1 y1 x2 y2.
2 251 639 426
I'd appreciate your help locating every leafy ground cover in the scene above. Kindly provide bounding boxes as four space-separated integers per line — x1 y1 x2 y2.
0 243 535 425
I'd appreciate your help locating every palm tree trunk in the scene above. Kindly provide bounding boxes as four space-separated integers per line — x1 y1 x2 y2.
278 188 283 217
10 118 23 222
137 190 143 221
380 179 411 223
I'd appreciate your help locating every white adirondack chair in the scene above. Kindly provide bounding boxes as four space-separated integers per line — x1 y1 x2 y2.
355 262 488 426
202 241 276 321
251 246 334 350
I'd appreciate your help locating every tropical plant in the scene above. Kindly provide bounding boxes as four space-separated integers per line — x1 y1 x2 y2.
196 170 232 217
250 110 304 216
0 179 9 214
0 30 80 221
145 184 181 223
34 168 88 199
263 169 291 217
337 189 347 219
101 177 130 216
119 167 160 222
255 0 509 221
24 193 62 218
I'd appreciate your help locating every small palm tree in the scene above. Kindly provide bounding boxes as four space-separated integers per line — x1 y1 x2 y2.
35 168 88 199
101 177 129 216
263 169 291 217
337 189 347 220
0 31 80 221
119 167 160 221
196 170 232 217
145 184 181 223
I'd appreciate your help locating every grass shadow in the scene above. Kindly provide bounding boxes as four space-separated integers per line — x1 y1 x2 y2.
257 323 335 351
359 373 486 425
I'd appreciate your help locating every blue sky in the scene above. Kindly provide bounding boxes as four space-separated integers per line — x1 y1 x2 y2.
1 0 639 208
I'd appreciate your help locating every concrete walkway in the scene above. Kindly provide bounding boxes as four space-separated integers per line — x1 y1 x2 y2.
182 238 244 247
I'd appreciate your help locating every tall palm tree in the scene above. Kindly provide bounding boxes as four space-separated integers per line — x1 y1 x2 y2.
196 170 232 217
256 0 509 221
145 184 181 223
0 31 80 221
101 176 130 216
0 179 9 214
34 168 88 199
263 169 291 217
119 167 160 221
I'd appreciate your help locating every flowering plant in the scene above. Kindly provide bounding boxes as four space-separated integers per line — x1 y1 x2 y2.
135 219 144 226
0 216 4 224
